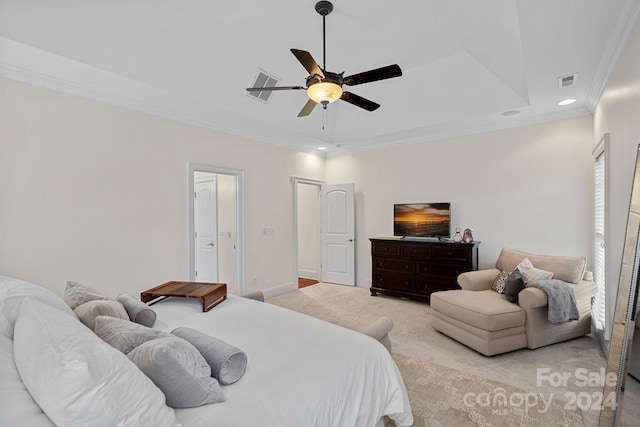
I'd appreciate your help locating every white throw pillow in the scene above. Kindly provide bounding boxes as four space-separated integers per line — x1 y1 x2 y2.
0 335 55 427
516 257 554 284
0 276 76 339
13 299 180 427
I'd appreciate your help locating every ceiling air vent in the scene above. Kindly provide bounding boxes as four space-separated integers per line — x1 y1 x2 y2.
558 73 578 88
247 69 280 103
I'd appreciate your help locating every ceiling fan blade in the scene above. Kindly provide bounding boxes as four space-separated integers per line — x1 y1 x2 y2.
297 99 318 117
290 49 325 79
340 92 380 112
246 86 305 92
343 64 402 86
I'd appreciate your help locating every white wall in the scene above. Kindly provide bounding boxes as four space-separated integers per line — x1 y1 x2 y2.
0 77 325 297
326 116 594 286
593 14 640 335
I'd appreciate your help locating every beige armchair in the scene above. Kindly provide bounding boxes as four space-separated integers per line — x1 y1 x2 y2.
430 248 597 356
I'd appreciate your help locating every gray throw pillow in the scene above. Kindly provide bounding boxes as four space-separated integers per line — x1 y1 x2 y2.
94 316 169 354
491 271 510 294
127 336 226 408
74 300 129 331
503 269 525 303
64 281 110 310
116 293 156 327
172 327 248 385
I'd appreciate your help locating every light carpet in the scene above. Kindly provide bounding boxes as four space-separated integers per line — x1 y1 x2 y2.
267 283 607 427
386 353 582 427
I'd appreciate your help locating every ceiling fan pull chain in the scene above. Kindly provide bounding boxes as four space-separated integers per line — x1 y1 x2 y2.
322 105 327 130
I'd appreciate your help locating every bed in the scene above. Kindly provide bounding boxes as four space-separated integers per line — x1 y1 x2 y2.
152 294 414 427
0 276 413 427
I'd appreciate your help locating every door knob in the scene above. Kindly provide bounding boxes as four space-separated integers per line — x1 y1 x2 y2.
207 243 215 246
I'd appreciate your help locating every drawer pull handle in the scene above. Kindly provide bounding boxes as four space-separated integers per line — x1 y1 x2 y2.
384 247 388 251
423 267 429 272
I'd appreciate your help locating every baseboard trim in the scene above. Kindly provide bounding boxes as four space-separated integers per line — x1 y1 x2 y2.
297 269 318 280
262 282 296 299
593 326 609 359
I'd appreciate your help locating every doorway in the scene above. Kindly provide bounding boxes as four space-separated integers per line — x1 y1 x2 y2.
188 163 244 295
292 178 355 287
294 178 322 286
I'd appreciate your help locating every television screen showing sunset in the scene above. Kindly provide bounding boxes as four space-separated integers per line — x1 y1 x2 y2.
394 203 450 237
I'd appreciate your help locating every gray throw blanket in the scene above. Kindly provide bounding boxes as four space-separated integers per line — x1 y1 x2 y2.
526 279 579 323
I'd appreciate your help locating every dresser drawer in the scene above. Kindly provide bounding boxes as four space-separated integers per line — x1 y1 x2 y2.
433 246 471 263
401 245 432 259
372 272 415 292
373 257 414 273
372 242 400 257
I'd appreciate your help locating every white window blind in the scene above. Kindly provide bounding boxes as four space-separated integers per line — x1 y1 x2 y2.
592 147 606 331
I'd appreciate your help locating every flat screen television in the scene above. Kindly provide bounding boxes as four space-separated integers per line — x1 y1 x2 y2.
393 203 451 239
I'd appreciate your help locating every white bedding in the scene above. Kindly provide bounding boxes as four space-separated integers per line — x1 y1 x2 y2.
152 294 413 427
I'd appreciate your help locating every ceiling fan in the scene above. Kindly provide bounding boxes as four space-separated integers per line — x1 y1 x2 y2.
246 1 402 117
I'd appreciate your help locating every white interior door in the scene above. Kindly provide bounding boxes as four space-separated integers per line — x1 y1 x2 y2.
321 183 355 285
195 177 218 282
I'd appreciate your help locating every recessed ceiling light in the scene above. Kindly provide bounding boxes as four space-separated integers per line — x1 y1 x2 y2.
318 146 327 150
558 98 577 106
501 110 520 117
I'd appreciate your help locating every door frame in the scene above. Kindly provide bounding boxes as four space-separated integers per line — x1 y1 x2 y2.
188 163 245 294
292 177 324 286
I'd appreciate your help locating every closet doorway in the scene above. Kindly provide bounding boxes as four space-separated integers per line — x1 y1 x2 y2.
188 163 244 295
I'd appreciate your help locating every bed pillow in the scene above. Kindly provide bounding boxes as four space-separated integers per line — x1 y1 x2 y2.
64 281 110 310
0 335 55 427
128 335 226 408
13 299 179 427
74 300 129 331
116 293 156 327
504 269 526 303
491 271 510 294
0 276 76 339
172 326 248 385
516 258 554 284
94 315 169 354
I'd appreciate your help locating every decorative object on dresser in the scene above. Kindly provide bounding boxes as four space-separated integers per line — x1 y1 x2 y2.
370 237 480 302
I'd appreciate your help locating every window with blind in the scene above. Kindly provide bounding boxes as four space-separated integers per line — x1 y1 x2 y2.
592 135 608 332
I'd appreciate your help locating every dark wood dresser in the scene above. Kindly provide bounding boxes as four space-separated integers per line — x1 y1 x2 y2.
370 237 480 302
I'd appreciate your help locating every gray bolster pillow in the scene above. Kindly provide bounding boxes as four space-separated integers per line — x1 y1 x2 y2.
116 293 156 327
171 327 248 385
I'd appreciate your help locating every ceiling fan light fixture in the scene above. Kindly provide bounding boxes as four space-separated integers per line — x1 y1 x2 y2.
307 81 343 104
